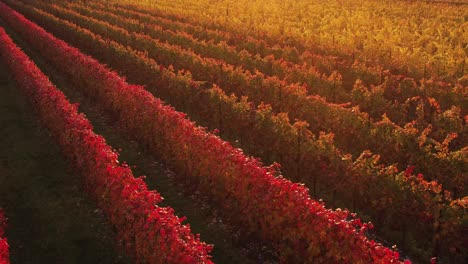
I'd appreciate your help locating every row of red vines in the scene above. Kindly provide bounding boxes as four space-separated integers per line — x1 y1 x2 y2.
0 209 9 264
0 2 407 263
0 26 212 264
